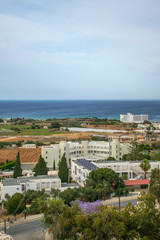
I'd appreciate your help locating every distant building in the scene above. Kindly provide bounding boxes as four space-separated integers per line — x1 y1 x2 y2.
23 144 36 149
120 113 148 123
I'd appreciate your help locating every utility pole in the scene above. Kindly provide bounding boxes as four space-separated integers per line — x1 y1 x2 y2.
118 178 121 212
4 219 6 233
24 184 27 219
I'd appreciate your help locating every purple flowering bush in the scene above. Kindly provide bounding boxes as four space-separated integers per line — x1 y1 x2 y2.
72 199 102 215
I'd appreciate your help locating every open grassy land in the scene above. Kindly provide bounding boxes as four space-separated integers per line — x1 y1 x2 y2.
0 124 62 136
0 117 137 137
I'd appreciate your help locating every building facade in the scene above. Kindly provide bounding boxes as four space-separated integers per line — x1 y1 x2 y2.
120 113 148 123
23 144 36 148
42 140 130 169
0 175 61 202
71 158 160 186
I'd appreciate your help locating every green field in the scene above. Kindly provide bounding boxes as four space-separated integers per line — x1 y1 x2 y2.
0 124 62 136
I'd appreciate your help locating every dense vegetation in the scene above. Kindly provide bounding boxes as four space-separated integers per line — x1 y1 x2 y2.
122 140 160 161
41 192 160 240
0 160 15 171
56 168 128 204
3 166 160 240
0 141 23 149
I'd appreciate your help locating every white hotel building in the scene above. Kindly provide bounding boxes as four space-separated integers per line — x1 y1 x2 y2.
42 140 130 169
120 113 148 123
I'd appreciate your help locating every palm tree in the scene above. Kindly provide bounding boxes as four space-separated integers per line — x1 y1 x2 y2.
140 158 151 179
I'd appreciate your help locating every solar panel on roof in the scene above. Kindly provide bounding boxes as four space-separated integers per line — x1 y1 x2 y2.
77 159 98 171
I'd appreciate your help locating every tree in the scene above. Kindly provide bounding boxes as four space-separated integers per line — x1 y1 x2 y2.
150 168 160 203
86 168 118 188
13 152 22 178
34 155 48 176
145 124 156 141
27 198 43 215
129 192 160 240
150 151 160 161
150 168 160 187
127 139 140 161
59 188 79 204
122 154 128 161
53 159 56 170
26 189 49 204
58 154 69 183
51 122 60 129
140 158 151 179
41 198 81 240
107 156 116 161
6 193 25 215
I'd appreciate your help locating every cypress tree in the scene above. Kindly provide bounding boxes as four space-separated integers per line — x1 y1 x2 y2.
13 152 22 178
53 159 56 170
34 155 48 176
58 154 69 183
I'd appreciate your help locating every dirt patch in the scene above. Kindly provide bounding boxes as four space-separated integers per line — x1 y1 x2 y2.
0 148 41 164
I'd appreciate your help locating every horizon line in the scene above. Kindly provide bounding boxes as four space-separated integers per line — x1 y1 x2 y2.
0 99 160 101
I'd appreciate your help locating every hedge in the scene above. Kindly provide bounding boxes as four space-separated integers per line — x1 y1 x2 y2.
0 161 16 171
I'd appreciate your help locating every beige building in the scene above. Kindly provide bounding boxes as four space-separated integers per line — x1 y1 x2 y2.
23 144 36 148
42 140 130 169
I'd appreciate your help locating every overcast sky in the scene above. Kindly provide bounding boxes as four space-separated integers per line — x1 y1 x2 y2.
0 0 160 100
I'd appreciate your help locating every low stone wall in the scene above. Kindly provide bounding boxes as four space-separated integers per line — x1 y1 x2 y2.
0 231 14 240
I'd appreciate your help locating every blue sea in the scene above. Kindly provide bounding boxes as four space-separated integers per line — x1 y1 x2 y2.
0 100 160 121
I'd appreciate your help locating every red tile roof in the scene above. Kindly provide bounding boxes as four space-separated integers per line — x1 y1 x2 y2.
124 179 149 186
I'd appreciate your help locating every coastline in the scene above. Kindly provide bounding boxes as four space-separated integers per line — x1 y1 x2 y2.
0 100 160 121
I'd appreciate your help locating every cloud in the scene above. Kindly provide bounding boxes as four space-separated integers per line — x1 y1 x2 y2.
0 0 160 99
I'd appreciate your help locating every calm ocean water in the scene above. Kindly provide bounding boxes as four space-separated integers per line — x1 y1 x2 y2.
0 100 160 121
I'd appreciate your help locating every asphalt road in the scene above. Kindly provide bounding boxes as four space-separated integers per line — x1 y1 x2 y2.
5 219 43 240
106 198 137 208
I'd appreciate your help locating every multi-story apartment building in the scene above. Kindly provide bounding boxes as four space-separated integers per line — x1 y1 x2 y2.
42 140 130 169
120 113 148 123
